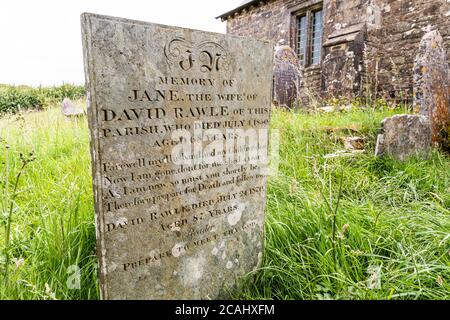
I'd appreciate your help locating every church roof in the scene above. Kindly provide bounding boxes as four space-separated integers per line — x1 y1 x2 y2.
216 0 261 20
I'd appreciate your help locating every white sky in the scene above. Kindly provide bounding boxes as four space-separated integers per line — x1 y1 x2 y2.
0 0 242 87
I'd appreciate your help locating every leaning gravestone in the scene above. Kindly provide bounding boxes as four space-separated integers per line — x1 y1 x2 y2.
81 13 273 299
413 30 450 148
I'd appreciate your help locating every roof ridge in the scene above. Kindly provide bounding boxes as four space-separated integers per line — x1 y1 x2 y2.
216 0 262 20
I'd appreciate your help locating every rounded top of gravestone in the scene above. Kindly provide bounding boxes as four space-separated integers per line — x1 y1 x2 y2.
274 44 299 65
415 30 447 73
416 30 447 65
419 30 443 47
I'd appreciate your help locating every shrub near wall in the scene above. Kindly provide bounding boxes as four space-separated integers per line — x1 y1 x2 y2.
0 84 85 114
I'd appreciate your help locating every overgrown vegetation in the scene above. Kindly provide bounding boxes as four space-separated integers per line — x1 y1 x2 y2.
236 107 450 300
0 84 85 114
0 108 96 299
0 105 448 300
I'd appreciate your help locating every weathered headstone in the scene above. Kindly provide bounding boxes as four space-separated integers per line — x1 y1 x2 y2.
81 13 273 300
273 41 302 108
375 114 432 161
61 98 84 117
413 30 450 148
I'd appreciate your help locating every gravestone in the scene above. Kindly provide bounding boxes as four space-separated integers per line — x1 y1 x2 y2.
273 41 302 108
61 98 84 117
81 13 273 300
375 114 432 161
413 30 450 149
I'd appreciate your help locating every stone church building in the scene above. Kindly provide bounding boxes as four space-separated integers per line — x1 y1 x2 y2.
217 0 450 107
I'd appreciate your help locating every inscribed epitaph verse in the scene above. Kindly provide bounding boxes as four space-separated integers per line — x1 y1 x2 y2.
81 13 273 299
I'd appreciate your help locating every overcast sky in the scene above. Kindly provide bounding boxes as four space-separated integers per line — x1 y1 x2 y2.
0 0 242 87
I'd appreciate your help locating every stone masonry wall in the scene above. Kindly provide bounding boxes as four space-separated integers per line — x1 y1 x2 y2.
365 0 450 102
324 0 368 35
321 0 368 99
226 0 323 107
225 0 374 103
226 0 291 43
224 0 450 105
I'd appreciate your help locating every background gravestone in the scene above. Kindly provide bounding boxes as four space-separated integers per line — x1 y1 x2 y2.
273 42 302 109
61 98 84 117
81 13 273 300
413 30 450 150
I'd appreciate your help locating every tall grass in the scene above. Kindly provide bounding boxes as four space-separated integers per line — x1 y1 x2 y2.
0 108 97 299
0 105 449 300
236 107 450 300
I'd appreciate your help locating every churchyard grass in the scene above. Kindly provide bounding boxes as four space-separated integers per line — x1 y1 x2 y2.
0 106 97 299
0 104 449 300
